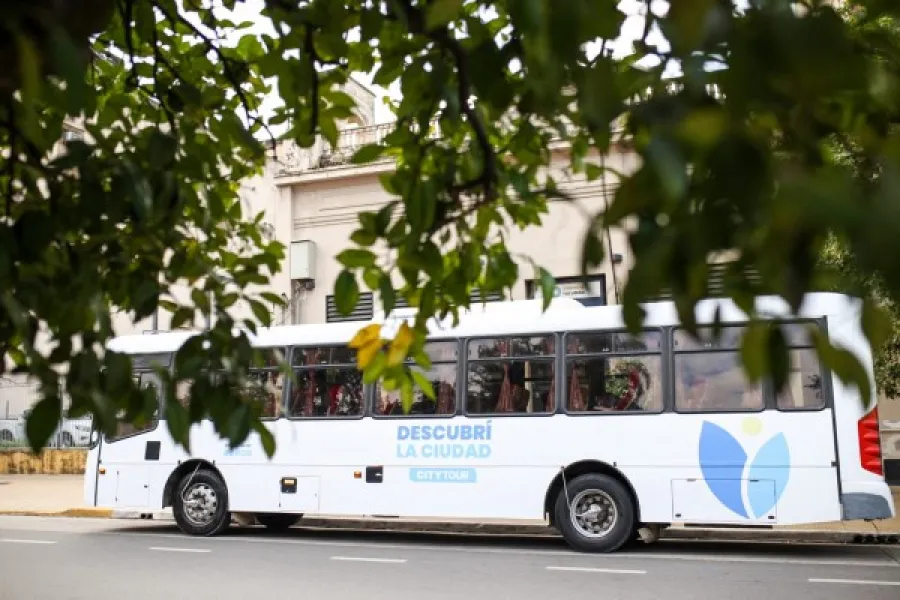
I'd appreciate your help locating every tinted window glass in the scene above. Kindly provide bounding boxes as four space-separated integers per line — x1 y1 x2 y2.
567 356 663 413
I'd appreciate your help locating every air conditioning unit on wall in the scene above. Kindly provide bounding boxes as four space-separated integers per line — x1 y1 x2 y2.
290 240 316 290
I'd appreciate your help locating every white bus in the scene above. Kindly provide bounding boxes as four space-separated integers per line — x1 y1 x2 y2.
83 292 895 552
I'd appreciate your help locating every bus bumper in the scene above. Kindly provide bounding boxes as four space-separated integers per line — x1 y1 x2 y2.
841 485 895 520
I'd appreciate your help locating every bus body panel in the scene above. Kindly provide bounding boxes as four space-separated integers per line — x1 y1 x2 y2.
87 292 894 529
101 408 841 525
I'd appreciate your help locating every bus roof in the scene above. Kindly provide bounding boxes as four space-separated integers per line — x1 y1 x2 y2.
106 292 859 356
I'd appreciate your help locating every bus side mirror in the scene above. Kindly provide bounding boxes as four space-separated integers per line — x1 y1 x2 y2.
89 428 100 448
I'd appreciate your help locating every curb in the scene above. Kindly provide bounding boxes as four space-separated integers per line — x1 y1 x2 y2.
0 508 113 518
2 509 898 544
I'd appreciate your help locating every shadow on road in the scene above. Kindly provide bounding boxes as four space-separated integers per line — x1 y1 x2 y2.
106 520 900 562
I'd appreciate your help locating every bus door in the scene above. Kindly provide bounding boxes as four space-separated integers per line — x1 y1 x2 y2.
95 371 162 509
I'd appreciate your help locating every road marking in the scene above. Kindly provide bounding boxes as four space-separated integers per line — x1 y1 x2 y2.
149 546 211 554
330 556 407 564
546 566 646 575
0 538 57 545
809 578 900 587
96 530 899 569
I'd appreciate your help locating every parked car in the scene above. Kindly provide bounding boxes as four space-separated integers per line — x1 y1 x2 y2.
0 413 91 448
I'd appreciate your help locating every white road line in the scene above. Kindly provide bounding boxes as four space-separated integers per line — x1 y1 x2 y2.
330 556 407 564
0 538 57 545
95 531 899 569
547 566 646 575
809 578 900 587
149 546 211 554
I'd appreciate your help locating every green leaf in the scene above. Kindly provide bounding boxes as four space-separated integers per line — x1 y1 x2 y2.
170 307 195 330
166 398 193 448
350 229 378 246
768 325 789 396
334 270 360 316
425 0 465 30
253 420 276 458
336 249 377 268
351 144 386 164
411 368 436 400
739 321 767 383
25 396 62 452
536 267 556 311
811 328 873 409
581 227 605 275
249 299 272 327
379 276 396 314
400 375 415 413
861 297 892 351
49 26 88 117
260 292 286 306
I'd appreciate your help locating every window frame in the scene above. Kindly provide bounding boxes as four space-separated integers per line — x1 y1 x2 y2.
285 344 366 421
462 332 560 418
561 328 667 417
371 339 461 419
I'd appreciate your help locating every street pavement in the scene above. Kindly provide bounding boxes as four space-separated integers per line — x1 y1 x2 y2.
1 515 899 600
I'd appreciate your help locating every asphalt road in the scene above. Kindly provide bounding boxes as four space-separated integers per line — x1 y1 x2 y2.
1 516 899 600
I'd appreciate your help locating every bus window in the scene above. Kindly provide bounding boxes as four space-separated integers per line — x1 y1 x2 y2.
374 341 458 417
288 346 363 418
375 364 457 417
776 348 826 410
563 331 663 414
566 356 663 413
673 325 763 412
466 336 556 415
110 373 160 440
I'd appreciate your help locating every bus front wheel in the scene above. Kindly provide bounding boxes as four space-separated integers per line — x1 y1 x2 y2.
173 469 231 537
554 473 635 553
256 513 301 531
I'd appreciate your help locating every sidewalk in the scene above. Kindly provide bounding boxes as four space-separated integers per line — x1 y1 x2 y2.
1 475 898 544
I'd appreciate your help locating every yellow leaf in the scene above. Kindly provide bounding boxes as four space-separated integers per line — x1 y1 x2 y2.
349 323 381 349
386 322 414 366
357 340 381 370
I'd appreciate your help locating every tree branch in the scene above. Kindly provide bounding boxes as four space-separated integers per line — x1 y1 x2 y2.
152 0 275 145
303 27 320 137
397 0 498 203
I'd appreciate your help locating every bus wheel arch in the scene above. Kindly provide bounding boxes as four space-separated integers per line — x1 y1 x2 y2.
544 461 641 530
166 460 231 536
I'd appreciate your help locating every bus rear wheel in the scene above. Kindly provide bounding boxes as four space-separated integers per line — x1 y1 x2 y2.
554 473 635 553
256 513 301 531
173 469 231 537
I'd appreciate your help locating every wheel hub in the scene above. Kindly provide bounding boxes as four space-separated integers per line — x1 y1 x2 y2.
570 489 618 538
183 482 218 526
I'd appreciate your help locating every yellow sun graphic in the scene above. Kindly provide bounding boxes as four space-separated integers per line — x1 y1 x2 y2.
742 416 763 437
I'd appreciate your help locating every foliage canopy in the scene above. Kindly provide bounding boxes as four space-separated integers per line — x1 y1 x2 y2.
3 0 900 453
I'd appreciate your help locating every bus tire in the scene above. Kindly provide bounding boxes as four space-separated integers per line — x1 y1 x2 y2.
554 473 635 553
256 513 301 531
173 469 231 537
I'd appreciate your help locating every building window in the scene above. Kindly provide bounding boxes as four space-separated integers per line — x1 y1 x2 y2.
326 292 374 323
389 289 504 311
525 275 606 306
564 331 663 413
465 336 556 415
288 346 363 417
373 341 458 416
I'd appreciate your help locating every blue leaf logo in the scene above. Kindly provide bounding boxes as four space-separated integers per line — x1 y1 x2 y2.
698 421 790 519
